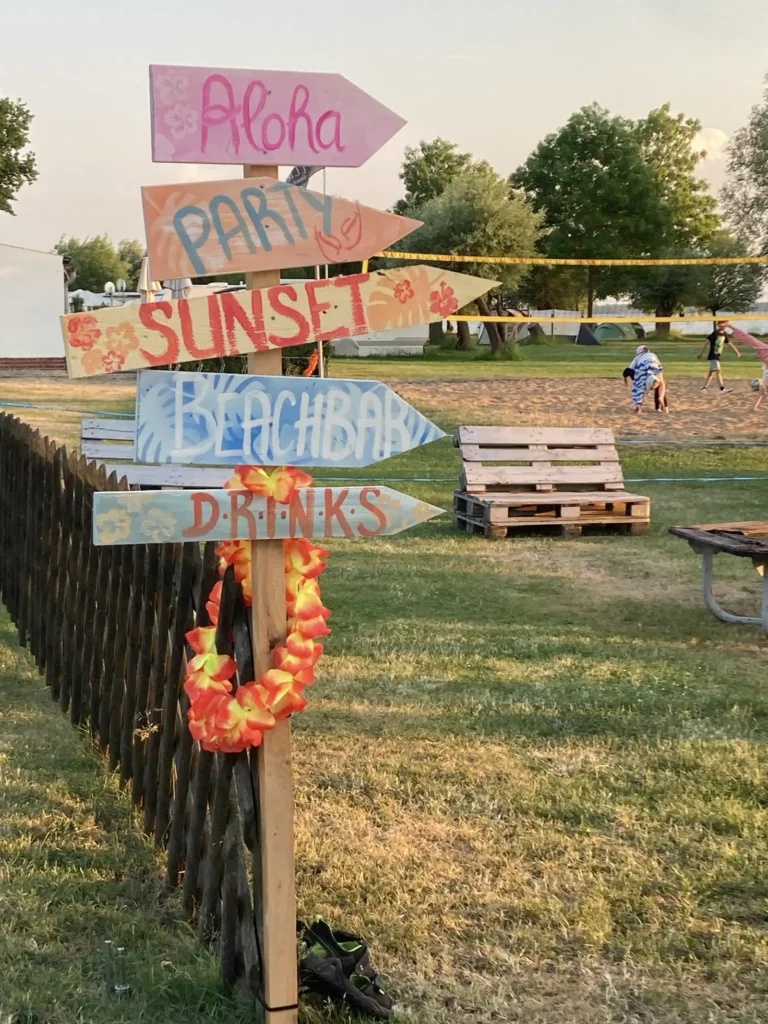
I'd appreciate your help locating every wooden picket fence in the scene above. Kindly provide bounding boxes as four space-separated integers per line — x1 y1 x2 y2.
0 413 274 1010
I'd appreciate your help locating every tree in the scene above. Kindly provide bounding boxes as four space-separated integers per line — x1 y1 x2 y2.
394 138 472 215
517 266 588 312
511 105 669 316
117 239 146 290
722 73 768 254
400 164 542 351
628 250 703 329
0 97 38 215
54 235 130 293
635 104 719 248
692 230 765 317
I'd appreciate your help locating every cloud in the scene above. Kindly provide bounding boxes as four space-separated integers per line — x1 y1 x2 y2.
692 127 729 160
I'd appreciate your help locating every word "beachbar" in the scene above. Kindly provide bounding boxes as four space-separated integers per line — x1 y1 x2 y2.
135 370 446 468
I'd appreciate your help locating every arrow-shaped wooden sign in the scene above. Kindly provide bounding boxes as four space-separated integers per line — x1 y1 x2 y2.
150 65 406 167
61 267 497 379
135 370 446 468
93 486 443 546
142 177 421 279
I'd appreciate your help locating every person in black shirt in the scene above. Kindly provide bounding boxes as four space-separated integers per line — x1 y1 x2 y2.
697 322 741 392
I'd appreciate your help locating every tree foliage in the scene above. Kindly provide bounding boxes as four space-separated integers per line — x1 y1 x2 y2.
722 73 768 254
635 104 719 247
692 230 765 315
398 164 541 350
393 138 472 215
511 103 722 319
54 235 135 293
628 250 703 323
117 239 146 290
0 97 38 216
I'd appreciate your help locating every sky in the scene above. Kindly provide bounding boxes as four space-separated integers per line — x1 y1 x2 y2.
1 0 767 255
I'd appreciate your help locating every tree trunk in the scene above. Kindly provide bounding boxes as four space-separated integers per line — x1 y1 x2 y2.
456 321 472 350
428 321 444 346
476 296 504 354
655 304 673 336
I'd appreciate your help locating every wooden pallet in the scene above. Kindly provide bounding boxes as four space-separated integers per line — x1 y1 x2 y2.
453 425 651 539
454 511 649 539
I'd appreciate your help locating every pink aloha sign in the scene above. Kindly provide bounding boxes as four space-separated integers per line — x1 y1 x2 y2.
149 65 406 167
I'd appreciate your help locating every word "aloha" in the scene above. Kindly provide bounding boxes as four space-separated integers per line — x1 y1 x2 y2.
201 75 343 156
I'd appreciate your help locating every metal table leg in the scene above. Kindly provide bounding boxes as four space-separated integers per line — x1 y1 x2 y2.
700 550 764 628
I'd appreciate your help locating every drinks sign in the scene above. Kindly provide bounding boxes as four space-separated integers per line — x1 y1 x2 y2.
93 486 443 546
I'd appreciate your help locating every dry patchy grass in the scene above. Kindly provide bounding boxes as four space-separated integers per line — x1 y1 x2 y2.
1 376 768 1022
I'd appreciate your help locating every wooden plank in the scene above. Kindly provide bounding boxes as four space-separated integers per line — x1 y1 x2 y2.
81 418 135 440
68 456 93 724
457 490 650 505
74 461 106 726
686 521 768 535
246 214 298 1023
135 369 445 468
131 545 162 806
106 485 134 767
455 511 650 534
81 441 136 460
61 267 496 379
461 445 619 463
59 450 81 714
120 543 147 785
87 469 116 735
457 426 615 447
166 542 218 887
143 178 420 279
154 545 196 845
142 545 178 834
462 464 625 488
149 65 406 168
98 463 234 489
669 526 768 558
92 486 443 546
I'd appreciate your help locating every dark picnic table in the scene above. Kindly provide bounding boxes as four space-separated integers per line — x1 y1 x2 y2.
669 522 768 633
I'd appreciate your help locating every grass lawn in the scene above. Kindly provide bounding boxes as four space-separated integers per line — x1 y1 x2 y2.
1 377 768 1022
332 339 765 380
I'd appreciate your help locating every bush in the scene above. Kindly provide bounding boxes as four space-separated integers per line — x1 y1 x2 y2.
478 341 523 361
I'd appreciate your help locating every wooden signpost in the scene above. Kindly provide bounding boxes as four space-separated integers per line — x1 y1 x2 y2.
73 62 461 1024
142 177 421 279
92 485 443 546
60 266 495 379
134 369 446 467
149 65 406 167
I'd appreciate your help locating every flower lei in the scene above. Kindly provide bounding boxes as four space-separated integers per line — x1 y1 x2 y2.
184 466 330 754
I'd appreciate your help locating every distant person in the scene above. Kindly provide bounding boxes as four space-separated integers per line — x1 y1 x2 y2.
697 321 741 392
623 345 667 413
723 323 768 410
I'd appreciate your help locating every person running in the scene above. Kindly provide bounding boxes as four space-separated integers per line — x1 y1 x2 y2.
697 321 741 392
724 323 768 410
623 345 668 413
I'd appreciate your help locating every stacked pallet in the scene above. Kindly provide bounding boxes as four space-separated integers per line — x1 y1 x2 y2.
453 426 651 539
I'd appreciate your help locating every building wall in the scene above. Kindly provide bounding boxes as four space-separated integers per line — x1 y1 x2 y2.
0 245 65 360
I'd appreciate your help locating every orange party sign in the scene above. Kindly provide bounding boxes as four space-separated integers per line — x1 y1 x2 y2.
142 176 421 279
